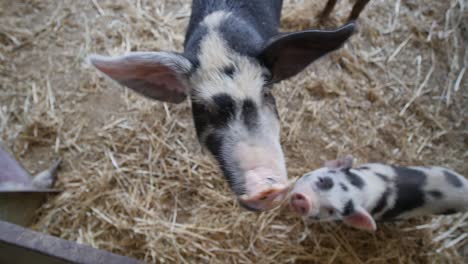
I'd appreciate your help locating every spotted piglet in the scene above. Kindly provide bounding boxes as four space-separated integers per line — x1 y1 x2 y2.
290 155 468 231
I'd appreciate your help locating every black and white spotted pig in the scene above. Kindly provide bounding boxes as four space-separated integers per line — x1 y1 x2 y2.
88 1 361 211
290 155 468 231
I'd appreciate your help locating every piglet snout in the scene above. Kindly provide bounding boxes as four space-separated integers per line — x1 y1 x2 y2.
290 193 311 216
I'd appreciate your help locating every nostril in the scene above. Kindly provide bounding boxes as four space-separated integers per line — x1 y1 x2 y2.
293 193 305 201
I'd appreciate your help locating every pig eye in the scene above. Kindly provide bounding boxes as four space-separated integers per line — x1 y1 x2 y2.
262 72 272 84
263 89 271 99
316 177 334 190
327 208 335 215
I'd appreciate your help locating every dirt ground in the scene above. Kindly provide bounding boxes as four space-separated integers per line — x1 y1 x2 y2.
1 0 467 263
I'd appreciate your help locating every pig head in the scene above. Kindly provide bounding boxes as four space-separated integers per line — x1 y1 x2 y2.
89 1 356 211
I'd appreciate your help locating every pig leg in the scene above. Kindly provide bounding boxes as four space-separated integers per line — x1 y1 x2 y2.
32 159 61 189
348 0 370 21
319 0 338 22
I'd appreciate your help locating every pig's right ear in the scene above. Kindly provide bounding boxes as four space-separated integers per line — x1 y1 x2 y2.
342 206 377 232
324 155 354 169
88 52 192 104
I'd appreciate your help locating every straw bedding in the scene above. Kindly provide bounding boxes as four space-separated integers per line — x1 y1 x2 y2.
0 0 467 263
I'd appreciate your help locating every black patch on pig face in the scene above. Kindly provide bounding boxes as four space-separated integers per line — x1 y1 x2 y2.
381 166 427 219
242 99 259 130
316 176 334 190
205 132 244 196
444 170 463 188
191 101 211 141
339 183 348 191
343 169 365 189
439 209 458 215
212 93 237 128
371 187 391 216
191 93 237 139
342 200 354 216
427 190 443 199
375 173 390 182
222 65 236 78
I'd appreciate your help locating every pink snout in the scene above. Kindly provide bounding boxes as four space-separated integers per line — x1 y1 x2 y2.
238 167 289 211
239 185 289 211
290 193 311 216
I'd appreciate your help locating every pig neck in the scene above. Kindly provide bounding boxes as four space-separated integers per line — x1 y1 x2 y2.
183 0 283 65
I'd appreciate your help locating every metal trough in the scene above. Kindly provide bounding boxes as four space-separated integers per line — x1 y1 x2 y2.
0 220 144 264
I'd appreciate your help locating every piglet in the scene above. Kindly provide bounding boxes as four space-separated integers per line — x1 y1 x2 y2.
0 145 61 191
290 155 468 231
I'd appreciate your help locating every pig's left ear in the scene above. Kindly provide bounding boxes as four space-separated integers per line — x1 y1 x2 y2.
342 206 377 232
259 22 355 83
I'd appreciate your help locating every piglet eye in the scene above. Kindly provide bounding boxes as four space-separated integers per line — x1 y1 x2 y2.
316 177 334 190
328 208 334 215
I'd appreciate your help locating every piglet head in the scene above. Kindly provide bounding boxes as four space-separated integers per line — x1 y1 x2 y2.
290 157 376 231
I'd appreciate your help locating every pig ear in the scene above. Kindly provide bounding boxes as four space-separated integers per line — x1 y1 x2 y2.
88 52 193 104
259 22 355 83
342 206 377 231
325 154 354 169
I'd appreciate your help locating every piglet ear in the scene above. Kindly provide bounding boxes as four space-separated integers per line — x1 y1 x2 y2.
259 22 355 83
89 52 193 104
342 206 376 232
325 154 354 169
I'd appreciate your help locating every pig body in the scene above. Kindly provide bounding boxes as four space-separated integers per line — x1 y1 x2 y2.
290 155 468 231
89 1 360 211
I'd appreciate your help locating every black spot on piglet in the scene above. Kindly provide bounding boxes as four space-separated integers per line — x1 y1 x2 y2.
371 187 391 215
427 190 443 199
343 169 365 189
339 183 348 191
357 166 370 170
376 173 390 182
316 177 334 190
342 200 354 216
381 166 427 219
444 170 463 188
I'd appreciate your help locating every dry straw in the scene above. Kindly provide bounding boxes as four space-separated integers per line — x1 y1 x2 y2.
0 0 467 263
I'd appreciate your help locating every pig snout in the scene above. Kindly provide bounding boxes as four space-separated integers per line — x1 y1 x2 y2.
290 193 311 216
234 141 288 211
238 167 289 211
289 184 320 217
